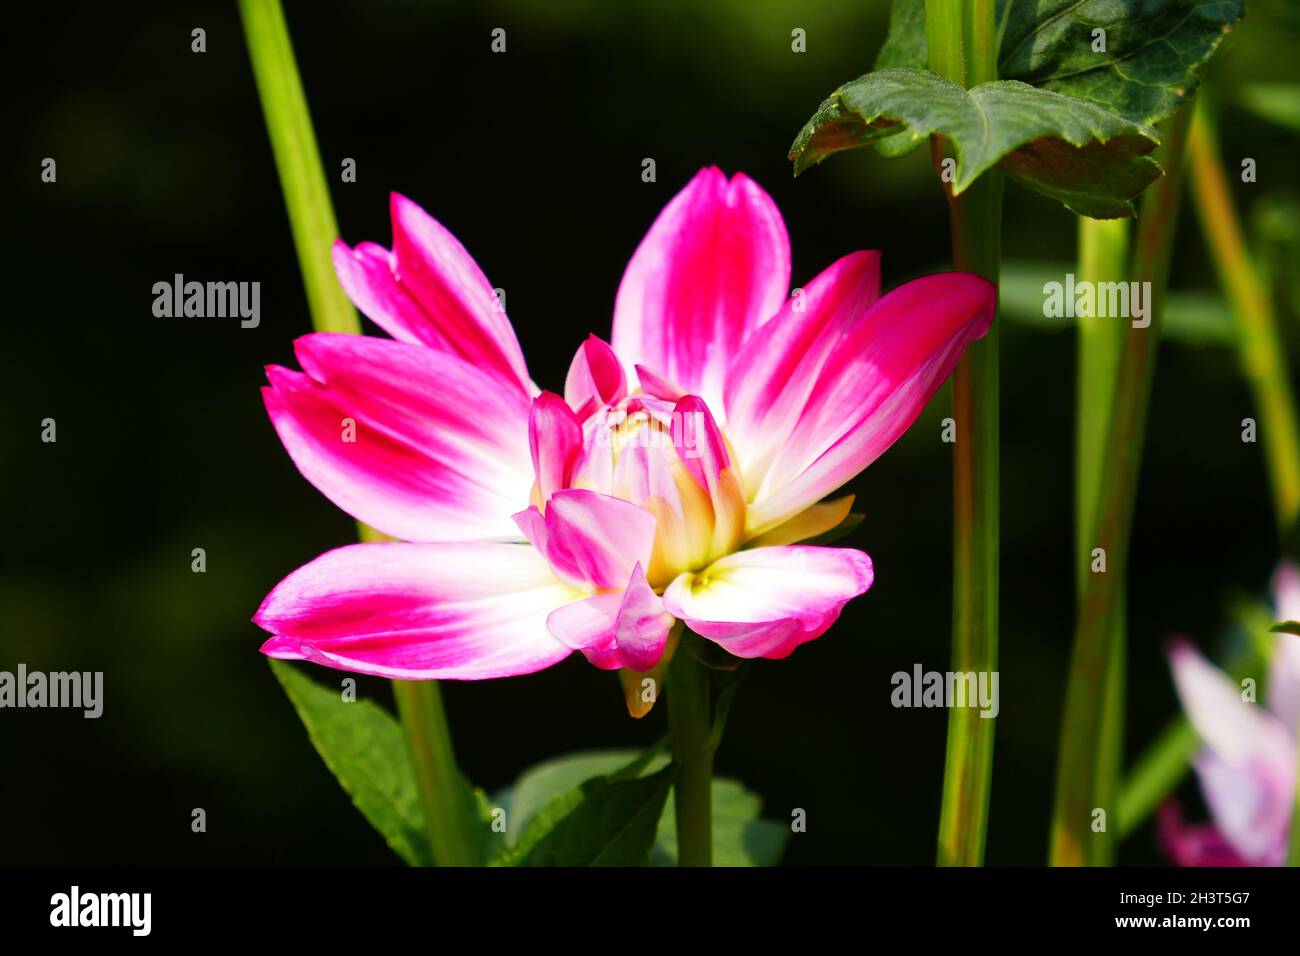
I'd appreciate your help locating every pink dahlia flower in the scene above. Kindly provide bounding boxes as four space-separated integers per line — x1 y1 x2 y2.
1160 564 1300 865
255 168 995 681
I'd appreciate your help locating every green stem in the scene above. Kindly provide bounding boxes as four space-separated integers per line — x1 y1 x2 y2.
240 0 474 865
1050 108 1193 866
1075 217 1131 867
667 633 715 866
1187 96 1300 536
929 0 1002 868
239 0 358 335
392 681 480 867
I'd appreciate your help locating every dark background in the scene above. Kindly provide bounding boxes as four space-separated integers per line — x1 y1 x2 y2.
4 1 1299 865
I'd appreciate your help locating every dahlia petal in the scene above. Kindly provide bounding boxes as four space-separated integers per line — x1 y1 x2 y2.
565 335 628 421
387 192 534 396
546 592 626 668
663 546 873 659
1157 803 1251 867
514 489 657 591
1168 637 1295 771
255 542 576 679
724 251 881 495
747 495 857 548
674 394 746 558
264 333 532 541
613 563 675 671
747 272 995 535
1167 638 1297 863
1192 750 1292 865
612 168 791 410
634 365 685 402
529 391 582 507
332 240 453 353
546 564 672 671
1268 563 1300 734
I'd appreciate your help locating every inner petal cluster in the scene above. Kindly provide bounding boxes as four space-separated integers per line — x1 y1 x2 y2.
568 390 746 590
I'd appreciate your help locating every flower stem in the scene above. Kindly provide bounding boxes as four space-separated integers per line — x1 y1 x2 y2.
392 680 481 867
667 632 715 866
240 0 474 865
238 0 359 335
1075 216 1131 867
1050 107 1193 865
1187 96 1300 536
928 0 1002 868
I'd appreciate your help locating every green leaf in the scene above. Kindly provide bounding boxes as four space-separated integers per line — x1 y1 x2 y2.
1241 84 1300 134
654 779 789 867
501 749 787 866
874 0 1244 127
503 762 676 867
1271 621 1300 637
790 68 1160 218
999 260 1237 345
270 660 434 866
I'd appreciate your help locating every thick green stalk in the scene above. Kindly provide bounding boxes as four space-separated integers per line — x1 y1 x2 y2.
1187 97 1300 535
239 0 358 334
929 0 1002 867
1050 108 1193 865
667 633 715 866
1075 217 1131 867
392 681 481 867
240 0 474 865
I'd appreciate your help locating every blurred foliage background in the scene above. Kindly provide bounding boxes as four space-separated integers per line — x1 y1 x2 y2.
4 0 1300 864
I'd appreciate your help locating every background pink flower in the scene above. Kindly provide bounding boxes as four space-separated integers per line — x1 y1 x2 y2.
1161 564 1300 865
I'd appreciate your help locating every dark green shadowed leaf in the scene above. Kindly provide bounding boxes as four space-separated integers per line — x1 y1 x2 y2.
872 0 1244 126
270 660 434 866
1271 621 1300 637
654 779 788 867
503 763 676 866
790 68 1161 217
498 749 787 866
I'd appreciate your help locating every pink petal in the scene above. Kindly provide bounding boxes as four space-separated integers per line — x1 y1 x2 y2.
634 365 685 402
674 394 746 558
747 272 995 535
263 333 532 542
663 546 873 659
334 193 534 398
612 168 791 410
1158 803 1252 867
1268 563 1300 734
1192 751 1292 865
529 392 582 507
332 240 455 353
513 489 657 590
723 251 880 496
565 335 628 421
1167 638 1296 863
546 564 673 671
255 541 576 679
